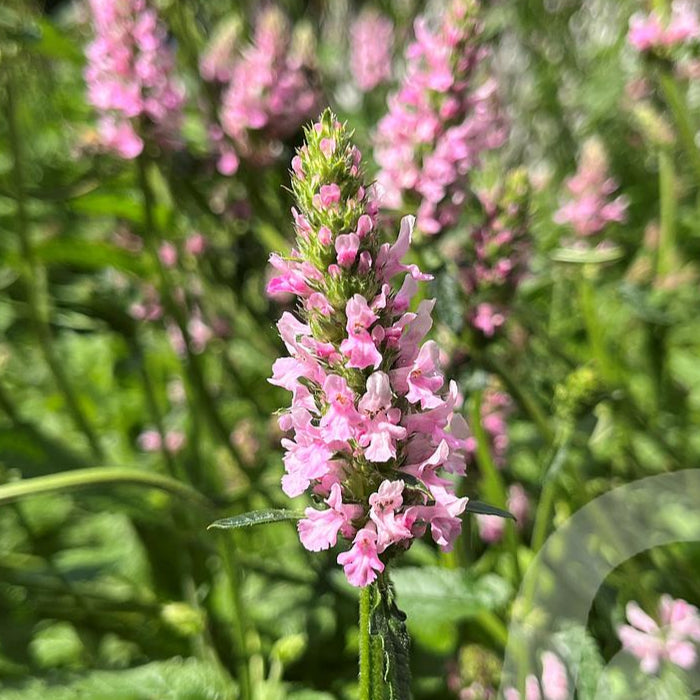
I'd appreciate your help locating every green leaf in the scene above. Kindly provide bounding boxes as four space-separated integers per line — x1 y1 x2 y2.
208 509 303 531
465 500 516 520
371 581 412 700
390 567 510 637
0 657 234 700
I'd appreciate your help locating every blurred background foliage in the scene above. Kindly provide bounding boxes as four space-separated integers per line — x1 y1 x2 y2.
1 0 700 698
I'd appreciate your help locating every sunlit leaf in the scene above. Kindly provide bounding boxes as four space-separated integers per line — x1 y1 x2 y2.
208 509 303 531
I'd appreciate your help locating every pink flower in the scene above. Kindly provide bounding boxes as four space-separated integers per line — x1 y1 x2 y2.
340 295 382 369
298 483 363 551
475 513 505 543
158 241 178 268
335 233 360 268
472 303 506 337
164 430 186 454
317 183 342 209
404 341 444 409
540 651 568 700
320 375 361 443
138 429 161 452
369 480 413 551
218 7 319 166
618 596 700 674
337 524 385 587
504 652 568 700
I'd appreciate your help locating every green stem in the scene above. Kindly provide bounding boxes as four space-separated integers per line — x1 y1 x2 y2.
657 149 676 280
136 155 246 483
478 351 554 444
577 268 616 386
0 466 215 510
219 539 253 700
470 391 521 584
659 71 700 185
5 72 104 462
130 338 181 479
359 586 373 700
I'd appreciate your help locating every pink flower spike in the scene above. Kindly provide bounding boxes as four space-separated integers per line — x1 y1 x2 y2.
337 524 385 587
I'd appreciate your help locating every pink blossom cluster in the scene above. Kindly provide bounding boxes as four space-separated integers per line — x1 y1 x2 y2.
84 0 185 159
618 596 700 674
350 9 394 92
459 172 530 338
628 1 700 52
268 111 469 588
203 7 320 176
554 138 628 238
504 651 569 700
374 0 507 235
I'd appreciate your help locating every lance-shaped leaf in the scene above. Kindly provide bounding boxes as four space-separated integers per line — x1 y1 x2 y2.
208 509 303 531
465 500 516 520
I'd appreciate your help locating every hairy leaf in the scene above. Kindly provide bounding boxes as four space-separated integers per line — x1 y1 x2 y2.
465 500 516 520
208 509 303 531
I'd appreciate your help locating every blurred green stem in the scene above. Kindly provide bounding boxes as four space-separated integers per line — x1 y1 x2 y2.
478 351 554 444
577 267 616 386
5 73 104 462
530 435 571 555
657 149 676 280
470 390 522 584
136 154 247 485
219 540 252 700
0 466 214 509
658 71 700 185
